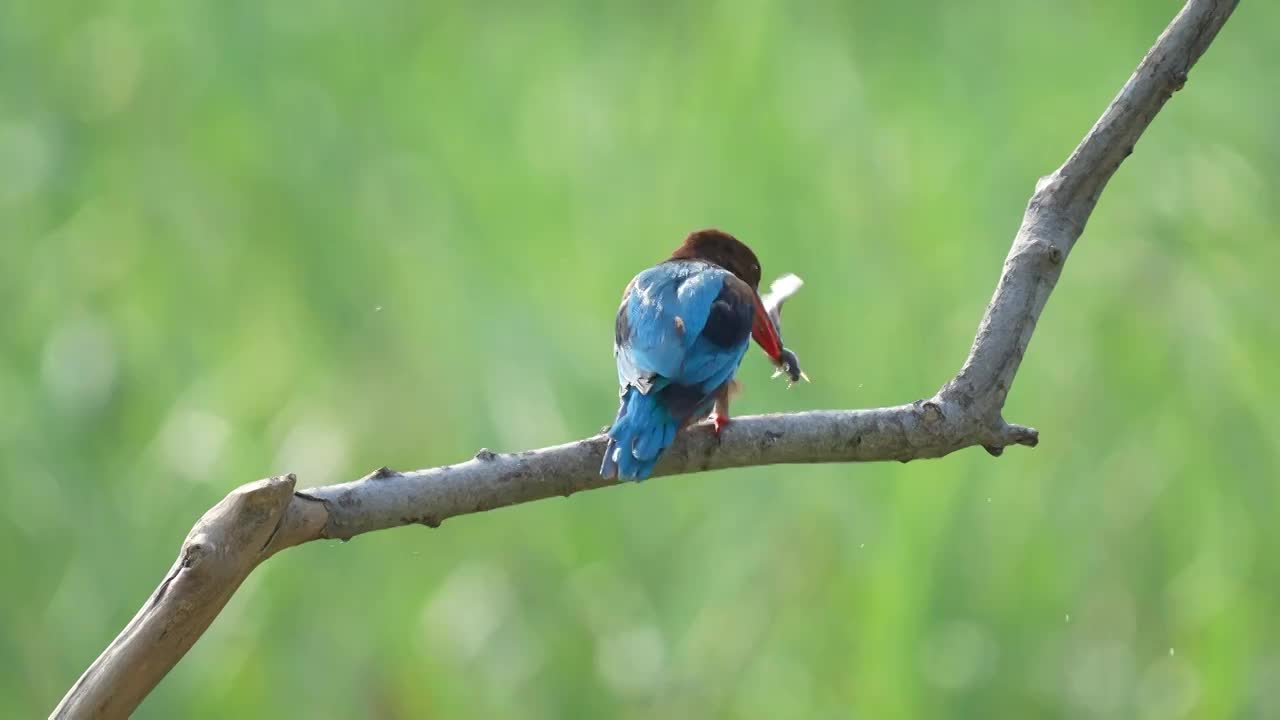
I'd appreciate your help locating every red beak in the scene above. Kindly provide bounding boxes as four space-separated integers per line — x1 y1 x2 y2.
751 293 783 362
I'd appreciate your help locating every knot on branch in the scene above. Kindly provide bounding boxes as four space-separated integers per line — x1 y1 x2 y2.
181 541 209 569
363 466 398 480
920 400 945 426
1014 214 1076 271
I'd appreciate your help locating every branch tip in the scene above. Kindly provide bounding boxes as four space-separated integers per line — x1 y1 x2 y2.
1003 424 1040 448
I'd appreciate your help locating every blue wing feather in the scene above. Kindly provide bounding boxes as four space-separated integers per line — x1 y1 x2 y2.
616 263 726 385
681 335 744 388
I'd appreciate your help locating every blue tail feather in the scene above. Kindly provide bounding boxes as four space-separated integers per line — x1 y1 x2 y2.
600 387 681 481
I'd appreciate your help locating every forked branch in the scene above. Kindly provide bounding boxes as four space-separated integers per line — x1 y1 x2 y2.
52 2 1239 717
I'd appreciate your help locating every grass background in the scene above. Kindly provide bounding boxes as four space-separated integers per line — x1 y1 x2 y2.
2 1 1277 717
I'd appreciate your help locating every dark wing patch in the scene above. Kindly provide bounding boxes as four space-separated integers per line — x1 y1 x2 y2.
615 302 631 346
701 277 755 348
614 276 637 346
656 382 708 419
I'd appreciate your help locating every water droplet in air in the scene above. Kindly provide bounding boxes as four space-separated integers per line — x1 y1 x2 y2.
1169 647 1175 656
375 305 383 312
1065 614 1070 622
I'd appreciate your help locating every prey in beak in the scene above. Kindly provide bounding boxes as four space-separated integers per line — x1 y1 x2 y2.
759 273 810 388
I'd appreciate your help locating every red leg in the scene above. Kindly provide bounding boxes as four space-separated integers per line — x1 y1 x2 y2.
711 383 733 435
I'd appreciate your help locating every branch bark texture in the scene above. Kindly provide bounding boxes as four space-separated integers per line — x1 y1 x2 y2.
51 1 1239 717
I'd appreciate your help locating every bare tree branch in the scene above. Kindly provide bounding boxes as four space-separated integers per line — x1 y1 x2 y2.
51 1 1239 717
940 0 1238 423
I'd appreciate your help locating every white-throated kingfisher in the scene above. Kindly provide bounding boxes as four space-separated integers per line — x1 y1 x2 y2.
600 229 786 481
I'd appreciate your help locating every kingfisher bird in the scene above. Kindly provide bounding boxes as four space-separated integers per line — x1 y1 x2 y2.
600 229 787 481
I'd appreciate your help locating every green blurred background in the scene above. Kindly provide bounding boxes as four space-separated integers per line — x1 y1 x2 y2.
2 1 1276 717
